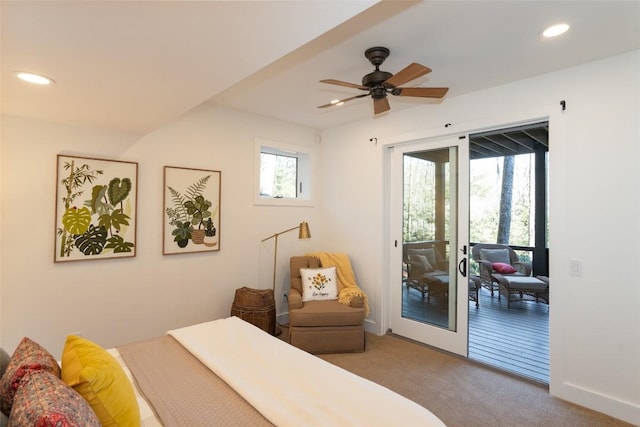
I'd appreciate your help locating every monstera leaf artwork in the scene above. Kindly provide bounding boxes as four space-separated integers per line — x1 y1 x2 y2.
163 166 221 255
55 155 138 262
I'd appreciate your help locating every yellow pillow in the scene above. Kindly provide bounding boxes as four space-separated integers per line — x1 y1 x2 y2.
61 335 140 427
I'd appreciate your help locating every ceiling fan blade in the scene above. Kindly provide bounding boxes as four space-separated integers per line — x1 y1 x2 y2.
395 87 449 98
374 97 390 114
320 79 368 90
383 63 431 88
317 93 369 109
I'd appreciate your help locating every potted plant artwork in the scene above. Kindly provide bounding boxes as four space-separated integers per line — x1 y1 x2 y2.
164 167 220 254
203 218 216 238
55 155 138 262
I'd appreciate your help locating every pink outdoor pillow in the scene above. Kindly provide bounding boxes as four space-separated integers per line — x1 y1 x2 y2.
492 262 517 274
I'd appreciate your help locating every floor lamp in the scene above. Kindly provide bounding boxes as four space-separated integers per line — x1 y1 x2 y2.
261 221 311 295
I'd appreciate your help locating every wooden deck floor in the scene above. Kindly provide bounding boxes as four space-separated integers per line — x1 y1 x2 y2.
402 284 549 384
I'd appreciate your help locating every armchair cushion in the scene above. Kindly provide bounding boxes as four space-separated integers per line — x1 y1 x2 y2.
300 267 338 302
492 262 517 274
289 300 365 327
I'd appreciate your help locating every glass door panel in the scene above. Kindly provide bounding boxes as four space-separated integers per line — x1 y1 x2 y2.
389 135 469 356
402 147 457 330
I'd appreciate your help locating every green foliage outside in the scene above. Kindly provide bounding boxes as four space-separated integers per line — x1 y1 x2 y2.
260 153 297 198
403 156 436 242
404 153 536 249
469 155 535 248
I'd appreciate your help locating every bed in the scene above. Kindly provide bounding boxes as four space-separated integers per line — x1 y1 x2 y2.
1 316 446 426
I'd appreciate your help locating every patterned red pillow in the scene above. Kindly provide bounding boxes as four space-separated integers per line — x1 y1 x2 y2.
0 337 61 416
8 370 100 426
492 262 517 274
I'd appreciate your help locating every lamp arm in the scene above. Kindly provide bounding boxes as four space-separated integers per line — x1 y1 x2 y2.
261 223 310 294
261 225 300 243
262 226 299 294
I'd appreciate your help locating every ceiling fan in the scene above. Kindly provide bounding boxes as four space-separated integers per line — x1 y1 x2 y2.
318 46 449 114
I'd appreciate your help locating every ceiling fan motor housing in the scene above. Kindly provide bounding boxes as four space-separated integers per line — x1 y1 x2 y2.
362 70 393 88
363 47 394 98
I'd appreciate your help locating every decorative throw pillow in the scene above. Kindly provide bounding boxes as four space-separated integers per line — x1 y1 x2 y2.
300 266 338 302
480 248 511 265
61 335 141 427
0 336 61 416
9 370 100 426
492 262 517 274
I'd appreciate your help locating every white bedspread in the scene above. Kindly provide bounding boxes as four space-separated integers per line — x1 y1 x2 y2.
168 316 446 427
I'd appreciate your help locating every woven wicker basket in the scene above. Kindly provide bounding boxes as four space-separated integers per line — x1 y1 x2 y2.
230 287 276 335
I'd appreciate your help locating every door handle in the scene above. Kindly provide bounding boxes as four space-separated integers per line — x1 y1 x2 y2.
458 258 467 277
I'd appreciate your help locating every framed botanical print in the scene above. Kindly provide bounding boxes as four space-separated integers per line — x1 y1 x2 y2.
55 155 138 262
163 166 221 254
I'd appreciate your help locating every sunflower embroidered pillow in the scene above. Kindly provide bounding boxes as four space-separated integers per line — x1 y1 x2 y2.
300 267 338 302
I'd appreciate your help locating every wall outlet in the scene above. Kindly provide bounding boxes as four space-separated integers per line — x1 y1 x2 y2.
281 291 288 302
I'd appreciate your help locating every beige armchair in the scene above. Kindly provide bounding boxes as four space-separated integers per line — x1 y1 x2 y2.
288 256 366 354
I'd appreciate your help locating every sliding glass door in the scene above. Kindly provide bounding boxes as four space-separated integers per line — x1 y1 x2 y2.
387 135 469 356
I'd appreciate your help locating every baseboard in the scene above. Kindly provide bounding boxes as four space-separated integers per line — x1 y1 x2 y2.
559 381 640 425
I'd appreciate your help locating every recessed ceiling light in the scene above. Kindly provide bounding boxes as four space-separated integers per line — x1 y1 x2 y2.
543 23 570 38
15 72 55 85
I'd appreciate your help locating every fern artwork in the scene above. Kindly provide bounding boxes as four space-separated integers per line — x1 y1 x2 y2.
55 155 138 262
163 166 221 254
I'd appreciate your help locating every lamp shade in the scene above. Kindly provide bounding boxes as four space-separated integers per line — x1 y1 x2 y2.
298 221 311 239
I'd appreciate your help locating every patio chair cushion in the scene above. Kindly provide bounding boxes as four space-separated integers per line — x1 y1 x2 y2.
410 254 435 272
480 248 511 265
499 276 547 291
408 248 437 270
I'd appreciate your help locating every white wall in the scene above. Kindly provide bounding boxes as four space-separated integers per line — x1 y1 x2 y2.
318 50 640 424
0 105 319 357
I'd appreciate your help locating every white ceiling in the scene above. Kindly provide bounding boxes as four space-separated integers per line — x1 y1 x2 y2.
2 1 639 135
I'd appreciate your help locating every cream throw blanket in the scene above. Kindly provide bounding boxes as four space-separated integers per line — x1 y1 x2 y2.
305 252 370 316
168 317 446 427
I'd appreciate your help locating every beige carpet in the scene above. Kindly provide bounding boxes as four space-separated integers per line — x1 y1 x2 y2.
281 328 632 427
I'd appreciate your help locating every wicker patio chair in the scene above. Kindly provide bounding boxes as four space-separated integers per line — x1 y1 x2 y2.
471 243 532 296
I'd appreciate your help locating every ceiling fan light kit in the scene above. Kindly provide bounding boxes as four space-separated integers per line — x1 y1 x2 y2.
318 46 449 114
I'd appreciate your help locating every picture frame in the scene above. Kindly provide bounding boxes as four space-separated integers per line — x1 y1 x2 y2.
163 166 221 255
55 155 138 262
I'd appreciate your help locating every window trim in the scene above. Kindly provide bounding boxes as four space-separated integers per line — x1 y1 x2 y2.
254 139 315 207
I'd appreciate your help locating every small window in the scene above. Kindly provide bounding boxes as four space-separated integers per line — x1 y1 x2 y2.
260 150 298 198
255 140 313 206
